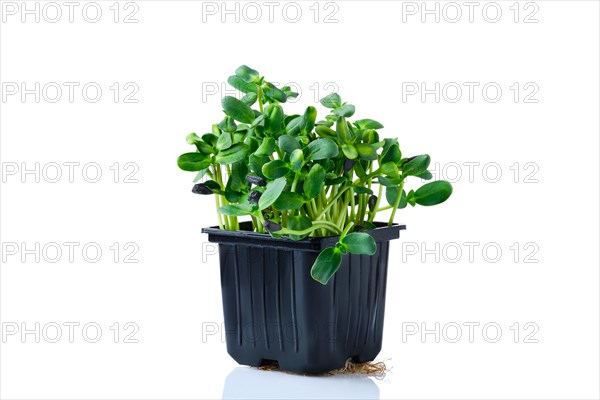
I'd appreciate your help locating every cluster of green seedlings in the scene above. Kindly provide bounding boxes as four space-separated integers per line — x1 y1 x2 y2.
178 65 452 284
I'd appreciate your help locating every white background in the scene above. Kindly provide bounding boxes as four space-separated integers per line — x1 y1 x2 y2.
1 1 599 399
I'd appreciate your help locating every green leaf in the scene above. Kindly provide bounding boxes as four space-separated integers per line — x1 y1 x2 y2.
299 106 317 134
219 116 237 133
287 215 312 241
216 143 250 164
333 104 355 118
255 137 276 156
285 116 302 135
258 177 287 210
310 247 342 285
218 204 253 216
320 93 342 109
336 117 355 144
341 144 358 160
202 133 219 146
235 65 260 83
278 135 300 153
354 119 384 130
290 149 304 172
411 180 453 206
264 104 284 134
402 155 431 177
240 92 258 106
262 82 287 102
381 140 401 165
353 186 373 195
341 233 377 255
248 155 270 177
304 164 325 199
262 160 290 179
355 143 378 160
416 170 433 180
315 125 336 138
386 186 407 208
227 75 259 94
177 153 211 171
380 162 400 178
222 96 255 124
305 138 339 160
216 131 232 151
273 191 305 211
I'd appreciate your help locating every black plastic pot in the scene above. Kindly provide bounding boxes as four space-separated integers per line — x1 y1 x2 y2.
202 222 405 374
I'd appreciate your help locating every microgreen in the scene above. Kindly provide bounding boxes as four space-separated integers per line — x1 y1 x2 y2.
178 65 453 284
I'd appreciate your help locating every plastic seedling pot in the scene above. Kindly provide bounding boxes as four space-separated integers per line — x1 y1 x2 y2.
202 221 406 374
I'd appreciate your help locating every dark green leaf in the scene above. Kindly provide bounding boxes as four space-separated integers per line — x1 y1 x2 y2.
285 116 302 135
402 155 431 177
305 138 339 160
240 92 258 105
216 131 232 151
177 152 211 171
381 162 400 178
315 125 336 138
354 119 384 130
416 170 433 180
341 144 358 160
310 247 342 285
264 104 284 134
218 116 237 133
320 93 342 109
412 181 453 206
248 155 269 177
235 65 260 83
273 191 305 211
255 137 276 156
304 164 325 199
258 177 287 210
353 186 373 195
290 149 304 171
300 106 317 134
218 204 253 216
386 186 407 208
262 82 287 102
227 75 259 94
355 143 378 160
262 160 290 179
333 104 355 118
341 233 377 255
216 143 250 164
202 133 219 146
278 135 300 153
336 117 355 143
222 96 255 124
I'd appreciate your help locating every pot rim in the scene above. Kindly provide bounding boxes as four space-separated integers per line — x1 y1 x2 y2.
203 221 406 251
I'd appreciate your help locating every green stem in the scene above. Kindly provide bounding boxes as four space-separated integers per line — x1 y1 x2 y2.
317 184 351 220
281 221 342 236
368 183 384 223
388 181 405 226
257 86 264 113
